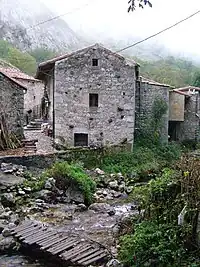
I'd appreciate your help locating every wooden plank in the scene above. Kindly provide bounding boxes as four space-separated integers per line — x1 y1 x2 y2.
13 222 38 235
27 231 57 245
81 252 108 266
38 234 62 246
15 225 42 237
78 250 107 265
62 245 92 261
11 221 34 233
72 248 99 262
60 244 88 258
48 239 79 255
20 228 46 240
41 237 74 250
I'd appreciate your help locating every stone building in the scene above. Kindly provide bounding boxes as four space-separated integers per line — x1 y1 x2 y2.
0 67 44 123
135 77 171 143
0 70 26 138
169 86 200 142
36 44 139 148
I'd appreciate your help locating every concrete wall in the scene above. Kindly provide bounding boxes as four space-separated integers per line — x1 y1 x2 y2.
0 73 24 138
169 91 185 122
135 81 169 142
54 45 136 147
18 79 44 120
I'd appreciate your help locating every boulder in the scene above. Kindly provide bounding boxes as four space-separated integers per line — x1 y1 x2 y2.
106 259 123 267
45 177 56 190
89 203 112 213
0 235 16 252
2 228 12 237
35 190 52 201
65 188 84 204
95 168 105 175
1 193 15 207
109 180 119 190
125 186 134 194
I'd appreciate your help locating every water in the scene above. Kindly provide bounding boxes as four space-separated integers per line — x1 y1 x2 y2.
0 255 43 267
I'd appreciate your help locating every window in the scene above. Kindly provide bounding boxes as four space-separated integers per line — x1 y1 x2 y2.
92 58 98 66
89 93 98 107
74 133 88 147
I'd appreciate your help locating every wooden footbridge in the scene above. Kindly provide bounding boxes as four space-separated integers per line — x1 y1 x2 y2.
11 220 110 266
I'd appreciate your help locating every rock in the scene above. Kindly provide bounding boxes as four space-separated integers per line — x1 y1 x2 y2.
108 209 116 216
2 228 12 237
106 259 123 267
0 220 7 233
118 181 126 192
0 211 12 220
45 177 56 189
95 168 105 175
113 191 122 198
125 186 134 194
102 190 108 196
18 189 26 195
65 188 84 204
76 204 87 212
1 193 15 207
89 203 111 213
109 180 119 190
35 190 52 201
8 223 16 229
0 235 16 252
23 187 32 193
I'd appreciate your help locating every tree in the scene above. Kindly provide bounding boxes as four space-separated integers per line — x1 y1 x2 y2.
192 72 200 87
29 48 57 64
128 0 152 12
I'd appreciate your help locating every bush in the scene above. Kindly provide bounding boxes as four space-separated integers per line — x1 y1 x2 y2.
119 221 188 267
44 162 96 205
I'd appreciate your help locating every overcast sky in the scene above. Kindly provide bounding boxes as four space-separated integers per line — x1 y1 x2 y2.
42 0 200 56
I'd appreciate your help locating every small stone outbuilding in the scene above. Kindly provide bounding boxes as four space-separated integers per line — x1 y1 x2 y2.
135 77 171 143
0 67 44 123
0 71 26 138
36 44 139 148
169 86 200 142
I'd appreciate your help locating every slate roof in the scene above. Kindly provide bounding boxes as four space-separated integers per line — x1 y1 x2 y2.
0 70 27 91
141 76 172 87
36 43 138 79
0 67 40 82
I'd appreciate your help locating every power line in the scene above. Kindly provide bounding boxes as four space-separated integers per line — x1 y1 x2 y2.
26 0 94 31
116 10 200 53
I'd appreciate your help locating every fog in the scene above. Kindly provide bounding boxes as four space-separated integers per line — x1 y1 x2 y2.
42 0 200 57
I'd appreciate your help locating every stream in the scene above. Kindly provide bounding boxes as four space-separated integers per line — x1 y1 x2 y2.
0 255 43 267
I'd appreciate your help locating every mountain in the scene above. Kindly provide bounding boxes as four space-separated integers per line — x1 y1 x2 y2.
0 0 86 51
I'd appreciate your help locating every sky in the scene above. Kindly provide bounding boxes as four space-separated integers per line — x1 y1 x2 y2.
42 0 200 57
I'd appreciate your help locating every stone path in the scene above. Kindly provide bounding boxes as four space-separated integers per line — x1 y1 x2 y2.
24 131 56 154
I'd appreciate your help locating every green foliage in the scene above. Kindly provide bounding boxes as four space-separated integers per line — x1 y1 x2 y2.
43 162 96 205
100 143 181 176
128 0 152 12
134 55 200 88
23 175 47 192
29 48 57 64
119 221 189 267
0 39 37 75
192 71 200 87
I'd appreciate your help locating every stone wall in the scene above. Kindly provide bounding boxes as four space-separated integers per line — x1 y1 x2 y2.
177 93 200 141
18 79 44 121
0 73 24 138
54 45 136 147
135 80 170 142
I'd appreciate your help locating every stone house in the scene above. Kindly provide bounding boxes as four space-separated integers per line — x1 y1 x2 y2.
0 67 44 123
135 77 171 143
0 70 26 138
169 86 200 142
36 44 139 148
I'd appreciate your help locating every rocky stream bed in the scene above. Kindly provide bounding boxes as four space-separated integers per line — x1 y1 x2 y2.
0 163 141 266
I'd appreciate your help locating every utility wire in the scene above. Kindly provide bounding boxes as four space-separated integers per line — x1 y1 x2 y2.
26 0 94 31
116 10 200 53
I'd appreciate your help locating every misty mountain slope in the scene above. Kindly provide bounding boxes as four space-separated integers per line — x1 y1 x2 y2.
0 0 86 51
